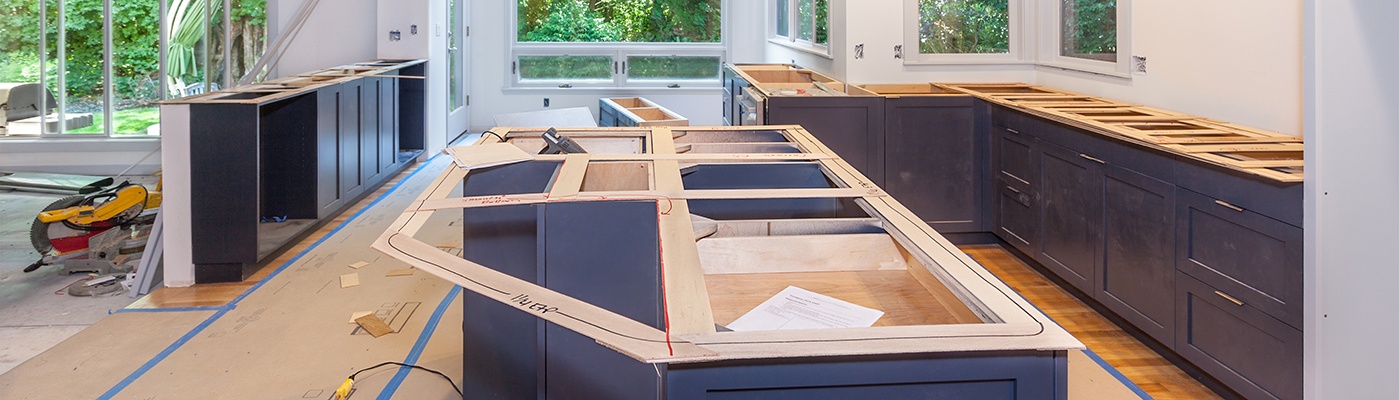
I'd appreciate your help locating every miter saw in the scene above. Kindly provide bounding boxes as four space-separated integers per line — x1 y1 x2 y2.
25 180 161 273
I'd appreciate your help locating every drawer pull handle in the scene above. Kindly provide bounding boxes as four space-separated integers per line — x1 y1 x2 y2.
1215 291 1245 306
1078 154 1107 164
1005 128 1021 135
1006 186 1021 194
1214 200 1246 212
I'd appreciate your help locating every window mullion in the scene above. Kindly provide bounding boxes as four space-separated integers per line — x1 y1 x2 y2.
103 0 113 137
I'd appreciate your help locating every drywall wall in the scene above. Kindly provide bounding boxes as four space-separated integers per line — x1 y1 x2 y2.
1037 0 1302 136
468 0 767 131
1305 1 1399 398
267 0 379 79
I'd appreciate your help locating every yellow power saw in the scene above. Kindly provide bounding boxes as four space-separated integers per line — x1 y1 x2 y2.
26 180 161 273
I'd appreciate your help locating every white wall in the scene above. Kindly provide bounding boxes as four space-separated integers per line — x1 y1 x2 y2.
468 0 767 132
268 0 380 78
1304 1 1399 398
1037 0 1302 136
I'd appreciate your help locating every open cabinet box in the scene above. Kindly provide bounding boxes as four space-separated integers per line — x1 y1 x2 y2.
374 125 1081 398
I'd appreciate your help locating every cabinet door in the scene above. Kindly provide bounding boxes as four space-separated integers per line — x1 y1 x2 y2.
1177 272 1302 400
767 96 886 185
339 80 363 199
360 77 383 185
1037 143 1102 294
884 98 981 233
1098 165 1176 345
316 85 343 217
992 125 1037 188
1176 188 1302 328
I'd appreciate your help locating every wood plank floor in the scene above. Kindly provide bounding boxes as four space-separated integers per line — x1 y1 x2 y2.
962 245 1222 400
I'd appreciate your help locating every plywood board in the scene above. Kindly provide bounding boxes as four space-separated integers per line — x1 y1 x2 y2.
695 234 909 275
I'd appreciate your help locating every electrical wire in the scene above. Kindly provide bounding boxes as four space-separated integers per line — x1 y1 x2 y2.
332 361 462 400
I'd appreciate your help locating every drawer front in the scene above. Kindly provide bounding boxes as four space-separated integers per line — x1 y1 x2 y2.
1176 188 1302 328
1177 272 1302 400
995 182 1038 256
993 127 1037 188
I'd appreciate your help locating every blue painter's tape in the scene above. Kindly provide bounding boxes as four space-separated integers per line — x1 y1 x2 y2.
376 285 463 400
113 306 229 314
1082 347 1154 399
98 150 448 397
97 308 230 400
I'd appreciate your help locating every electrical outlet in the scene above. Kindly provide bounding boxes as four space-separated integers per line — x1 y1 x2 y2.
543 98 550 107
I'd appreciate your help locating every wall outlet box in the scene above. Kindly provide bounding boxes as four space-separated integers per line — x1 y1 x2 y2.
1133 55 1148 76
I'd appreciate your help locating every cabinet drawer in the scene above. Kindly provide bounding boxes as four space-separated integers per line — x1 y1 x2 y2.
992 127 1037 188
1176 272 1302 400
1176 188 1302 328
994 182 1038 256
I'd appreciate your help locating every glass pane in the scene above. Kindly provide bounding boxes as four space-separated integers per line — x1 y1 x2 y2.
59 0 104 135
917 0 1010 54
112 0 162 136
775 0 788 37
449 0 461 110
796 0 813 41
0 2 44 136
627 55 720 80
518 55 612 81
517 0 721 43
815 0 828 44
167 0 210 99
1061 0 1116 61
230 0 268 82
208 1 227 88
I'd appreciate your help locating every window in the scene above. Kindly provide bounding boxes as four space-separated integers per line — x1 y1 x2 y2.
511 0 724 89
0 0 266 138
772 0 828 54
1040 0 1130 76
904 0 1022 63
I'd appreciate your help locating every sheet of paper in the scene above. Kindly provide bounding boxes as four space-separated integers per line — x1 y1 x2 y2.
444 143 533 169
726 286 884 332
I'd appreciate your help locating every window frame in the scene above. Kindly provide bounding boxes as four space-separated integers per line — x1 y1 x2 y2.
902 0 1027 65
1036 0 1132 77
507 1 728 90
769 0 830 58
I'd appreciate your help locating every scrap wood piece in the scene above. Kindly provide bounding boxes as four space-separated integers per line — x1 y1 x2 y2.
340 273 360 288
386 268 415 277
354 314 395 337
348 261 369 269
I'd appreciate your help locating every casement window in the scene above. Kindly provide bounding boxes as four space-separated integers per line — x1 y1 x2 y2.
899 0 1131 76
904 0 1024 64
1040 0 1131 76
771 0 829 56
511 0 725 89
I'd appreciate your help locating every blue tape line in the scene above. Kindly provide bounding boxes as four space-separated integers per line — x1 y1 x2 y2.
377 285 462 400
1020 296 1153 399
113 306 228 314
100 152 445 397
97 307 230 399
1082 347 1154 399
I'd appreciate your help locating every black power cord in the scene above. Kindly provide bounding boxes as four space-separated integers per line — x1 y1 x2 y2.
483 130 507 142
332 361 463 399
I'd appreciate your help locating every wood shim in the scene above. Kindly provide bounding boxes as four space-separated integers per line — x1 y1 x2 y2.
348 261 369 269
372 125 1081 364
354 314 395 338
339 273 359 288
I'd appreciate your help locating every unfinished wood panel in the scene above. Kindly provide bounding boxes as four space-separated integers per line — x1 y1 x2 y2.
695 234 909 275
704 270 977 327
581 162 653 192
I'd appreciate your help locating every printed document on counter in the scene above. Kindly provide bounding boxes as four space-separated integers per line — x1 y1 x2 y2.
726 286 884 331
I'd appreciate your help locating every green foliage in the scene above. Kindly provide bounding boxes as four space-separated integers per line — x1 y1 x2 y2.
519 55 613 80
628 55 719 79
66 106 160 135
918 0 1009 54
1063 0 1115 57
518 0 720 43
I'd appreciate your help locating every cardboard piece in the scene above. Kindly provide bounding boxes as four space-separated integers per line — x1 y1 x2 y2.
354 314 395 338
340 273 359 288
443 143 534 169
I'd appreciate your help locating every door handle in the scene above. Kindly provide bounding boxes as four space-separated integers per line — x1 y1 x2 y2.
1078 154 1106 164
1214 199 1245 212
1005 128 1021 135
1215 290 1245 306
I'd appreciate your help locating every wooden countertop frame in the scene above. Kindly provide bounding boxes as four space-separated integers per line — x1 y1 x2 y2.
371 125 1081 364
159 59 427 105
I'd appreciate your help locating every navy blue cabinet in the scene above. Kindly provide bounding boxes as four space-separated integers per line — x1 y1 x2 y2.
1035 142 1102 295
1176 272 1302 400
1176 188 1303 329
1098 164 1177 345
883 96 984 233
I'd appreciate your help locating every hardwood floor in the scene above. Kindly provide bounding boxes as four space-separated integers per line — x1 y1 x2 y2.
125 164 421 310
961 244 1222 400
